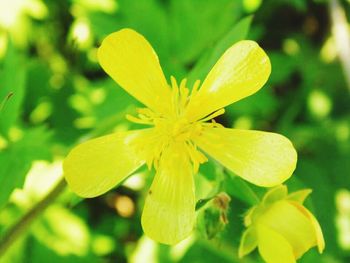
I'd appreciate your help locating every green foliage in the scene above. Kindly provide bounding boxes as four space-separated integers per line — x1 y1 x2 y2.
0 41 26 137
0 0 349 262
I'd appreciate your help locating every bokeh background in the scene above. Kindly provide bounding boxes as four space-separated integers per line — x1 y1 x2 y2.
0 0 350 262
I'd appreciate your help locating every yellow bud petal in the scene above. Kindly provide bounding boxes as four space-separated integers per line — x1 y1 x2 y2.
262 185 288 205
258 200 317 258
257 224 296 263
290 202 325 253
286 189 313 204
239 226 258 258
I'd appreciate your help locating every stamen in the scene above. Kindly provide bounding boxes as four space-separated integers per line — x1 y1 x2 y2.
137 108 155 117
210 119 224 128
179 78 189 110
170 76 179 92
126 75 219 174
179 78 188 92
125 114 153 125
185 141 208 173
171 76 180 115
190 79 201 99
200 108 225 123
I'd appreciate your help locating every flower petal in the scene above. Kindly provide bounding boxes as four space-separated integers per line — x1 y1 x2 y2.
290 202 325 253
239 226 258 258
63 129 151 198
194 127 297 187
257 224 296 263
141 142 195 245
185 40 271 122
97 29 171 114
287 189 312 204
259 200 317 259
262 185 288 205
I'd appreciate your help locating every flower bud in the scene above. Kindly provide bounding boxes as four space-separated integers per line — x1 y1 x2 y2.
239 185 324 263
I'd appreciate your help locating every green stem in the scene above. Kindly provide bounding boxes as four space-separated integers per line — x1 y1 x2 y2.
0 178 67 257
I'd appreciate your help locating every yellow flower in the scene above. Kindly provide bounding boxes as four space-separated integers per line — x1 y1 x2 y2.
239 185 325 263
63 29 297 245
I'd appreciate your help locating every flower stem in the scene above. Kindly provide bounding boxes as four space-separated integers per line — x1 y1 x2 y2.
0 178 67 257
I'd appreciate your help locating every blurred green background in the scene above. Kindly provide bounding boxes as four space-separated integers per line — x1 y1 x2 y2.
0 0 350 262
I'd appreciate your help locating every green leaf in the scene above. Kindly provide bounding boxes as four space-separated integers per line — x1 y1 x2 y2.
170 0 242 66
0 41 26 137
188 15 253 85
0 92 13 112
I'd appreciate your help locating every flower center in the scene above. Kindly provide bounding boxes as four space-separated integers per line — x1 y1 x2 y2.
126 77 224 172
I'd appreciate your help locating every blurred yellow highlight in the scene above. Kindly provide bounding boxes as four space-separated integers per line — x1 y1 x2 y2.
74 116 96 129
308 90 332 119
92 235 115 256
114 194 135 218
0 32 7 59
283 39 300 56
29 100 52 124
233 116 253 130
320 37 337 63
90 88 106 105
70 19 92 50
336 189 350 250
123 173 145 191
71 0 118 15
243 0 262 13
0 0 47 47
130 236 158 263
335 122 350 142
0 135 8 149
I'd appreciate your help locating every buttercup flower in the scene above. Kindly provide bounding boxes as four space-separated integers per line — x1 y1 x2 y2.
239 185 325 263
63 29 297 245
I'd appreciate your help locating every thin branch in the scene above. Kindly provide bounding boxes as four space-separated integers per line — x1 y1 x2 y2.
0 178 67 257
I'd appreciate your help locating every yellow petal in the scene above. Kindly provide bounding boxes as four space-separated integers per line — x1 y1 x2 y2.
258 200 317 258
262 185 288 205
239 226 258 258
287 189 312 204
194 127 297 187
290 202 325 253
97 29 171 115
141 142 195 245
185 40 271 122
257 224 296 263
244 206 257 227
63 129 151 198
